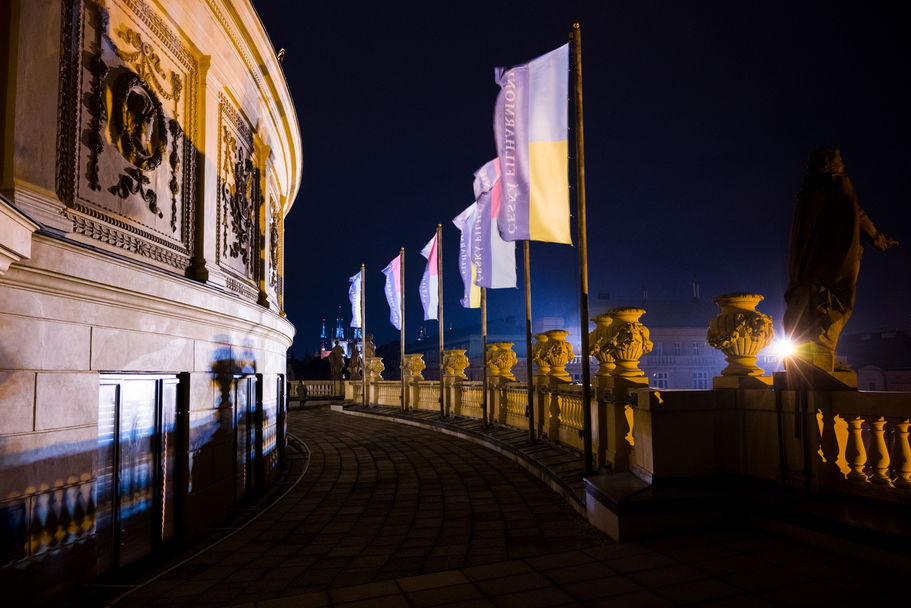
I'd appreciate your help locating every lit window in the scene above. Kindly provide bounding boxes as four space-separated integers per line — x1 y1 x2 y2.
653 372 669 389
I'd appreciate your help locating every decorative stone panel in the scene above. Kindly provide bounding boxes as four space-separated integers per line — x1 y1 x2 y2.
57 0 198 270
216 94 260 292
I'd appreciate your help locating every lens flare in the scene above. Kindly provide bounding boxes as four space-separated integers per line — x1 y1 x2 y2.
771 337 797 358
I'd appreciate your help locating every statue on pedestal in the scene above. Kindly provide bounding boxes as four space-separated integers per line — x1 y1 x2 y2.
783 148 898 373
364 333 376 359
347 344 363 381
328 340 345 381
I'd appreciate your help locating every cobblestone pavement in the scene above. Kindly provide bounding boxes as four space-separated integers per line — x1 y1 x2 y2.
107 405 886 607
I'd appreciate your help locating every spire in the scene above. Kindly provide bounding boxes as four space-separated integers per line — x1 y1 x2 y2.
319 317 328 353
334 305 346 340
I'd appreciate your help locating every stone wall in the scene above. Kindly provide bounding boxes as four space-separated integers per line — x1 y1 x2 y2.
0 0 300 599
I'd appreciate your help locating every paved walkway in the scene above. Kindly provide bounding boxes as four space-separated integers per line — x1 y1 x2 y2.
104 406 886 607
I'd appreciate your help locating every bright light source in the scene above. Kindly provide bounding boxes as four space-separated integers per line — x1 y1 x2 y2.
771 337 797 358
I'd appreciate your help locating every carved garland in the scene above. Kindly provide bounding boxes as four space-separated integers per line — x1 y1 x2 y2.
269 202 280 288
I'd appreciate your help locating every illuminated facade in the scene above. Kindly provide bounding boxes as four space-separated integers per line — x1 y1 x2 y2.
0 0 301 600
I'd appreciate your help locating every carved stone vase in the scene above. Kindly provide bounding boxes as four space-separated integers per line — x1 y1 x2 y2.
542 330 574 382
403 353 425 381
490 342 518 381
707 293 774 376
442 349 469 380
589 313 616 378
366 357 384 381
485 344 501 378
531 333 551 382
604 308 653 377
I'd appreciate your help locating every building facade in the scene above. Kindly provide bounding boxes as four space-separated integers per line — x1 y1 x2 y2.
0 0 301 600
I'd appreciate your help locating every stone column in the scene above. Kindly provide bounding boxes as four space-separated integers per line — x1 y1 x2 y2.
589 313 614 468
442 349 469 416
603 307 653 472
541 330 574 438
531 333 550 435
485 344 504 424
707 293 774 388
366 357 384 406
402 354 425 410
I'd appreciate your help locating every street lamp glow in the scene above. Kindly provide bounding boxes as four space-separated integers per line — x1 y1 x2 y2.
771 337 797 358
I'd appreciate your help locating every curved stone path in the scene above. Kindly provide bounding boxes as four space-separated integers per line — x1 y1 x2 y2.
106 406 883 608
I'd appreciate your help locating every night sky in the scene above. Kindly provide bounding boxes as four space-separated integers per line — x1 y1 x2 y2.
253 0 907 354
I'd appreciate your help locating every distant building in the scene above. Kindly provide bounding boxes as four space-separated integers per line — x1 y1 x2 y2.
318 306 360 359
838 331 911 391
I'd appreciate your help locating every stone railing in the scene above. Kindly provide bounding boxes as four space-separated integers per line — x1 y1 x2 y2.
290 380 340 400
413 381 441 412
548 385 585 451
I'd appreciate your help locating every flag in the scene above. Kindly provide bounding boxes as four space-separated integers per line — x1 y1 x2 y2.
493 43 571 244
382 254 402 330
419 233 439 321
472 158 516 289
348 271 362 328
453 203 481 308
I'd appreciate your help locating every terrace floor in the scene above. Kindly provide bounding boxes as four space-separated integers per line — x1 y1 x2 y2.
98 404 897 607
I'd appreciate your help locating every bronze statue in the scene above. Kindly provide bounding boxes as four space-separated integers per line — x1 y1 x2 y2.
328 340 345 381
783 148 898 372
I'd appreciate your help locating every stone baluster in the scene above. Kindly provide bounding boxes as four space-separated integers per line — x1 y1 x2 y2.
866 416 891 485
845 416 869 482
891 419 911 488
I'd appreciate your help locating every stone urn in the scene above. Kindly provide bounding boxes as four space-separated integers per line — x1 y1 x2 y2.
485 343 501 378
403 353 426 381
589 313 616 378
531 333 551 379
490 342 518 381
542 329 574 382
366 357 384 380
442 349 469 380
603 308 653 377
707 293 773 376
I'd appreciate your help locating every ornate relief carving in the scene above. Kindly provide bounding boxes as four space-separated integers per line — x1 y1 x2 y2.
72 215 184 268
269 202 280 288
85 55 109 191
225 277 258 301
225 153 256 267
56 0 197 270
217 94 258 287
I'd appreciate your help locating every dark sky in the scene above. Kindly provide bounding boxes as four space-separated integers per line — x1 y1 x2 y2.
253 0 908 354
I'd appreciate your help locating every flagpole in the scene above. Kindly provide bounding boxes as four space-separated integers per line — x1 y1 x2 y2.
361 263 367 408
400 247 406 412
436 224 445 418
481 287 488 425
523 240 535 443
571 23 594 476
